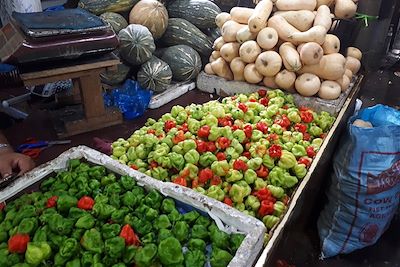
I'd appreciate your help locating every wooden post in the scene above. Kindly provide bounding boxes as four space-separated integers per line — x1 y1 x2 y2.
78 71 105 118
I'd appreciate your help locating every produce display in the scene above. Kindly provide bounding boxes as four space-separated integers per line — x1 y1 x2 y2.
0 159 245 267
206 0 362 100
81 0 221 93
111 89 336 234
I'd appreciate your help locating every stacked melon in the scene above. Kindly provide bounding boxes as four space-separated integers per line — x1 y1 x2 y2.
81 0 221 93
206 0 362 100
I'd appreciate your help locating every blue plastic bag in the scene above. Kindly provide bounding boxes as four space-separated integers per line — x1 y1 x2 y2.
104 79 152 120
318 104 400 258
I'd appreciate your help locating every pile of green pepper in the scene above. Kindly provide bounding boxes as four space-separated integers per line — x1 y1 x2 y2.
111 89 335 238
0 159 245 266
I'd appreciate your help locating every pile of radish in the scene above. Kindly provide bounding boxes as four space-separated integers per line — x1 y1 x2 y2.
205 0 362 100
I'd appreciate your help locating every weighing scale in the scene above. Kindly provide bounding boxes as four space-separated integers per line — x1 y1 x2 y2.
0 8 122 137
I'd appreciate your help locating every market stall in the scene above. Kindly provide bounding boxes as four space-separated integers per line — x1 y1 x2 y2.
0 0 380 266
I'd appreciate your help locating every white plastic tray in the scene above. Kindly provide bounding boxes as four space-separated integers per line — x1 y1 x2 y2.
0 146 266 267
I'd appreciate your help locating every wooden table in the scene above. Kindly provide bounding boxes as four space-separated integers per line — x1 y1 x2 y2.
19 53 123 137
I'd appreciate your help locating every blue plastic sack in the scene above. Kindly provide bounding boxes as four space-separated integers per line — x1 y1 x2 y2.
104 79 152 120
318 104 400 258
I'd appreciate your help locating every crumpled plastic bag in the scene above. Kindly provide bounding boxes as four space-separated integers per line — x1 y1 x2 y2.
104 79 152 120
318 104 400 258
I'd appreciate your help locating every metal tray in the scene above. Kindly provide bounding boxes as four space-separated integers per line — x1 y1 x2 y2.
0 146 266 267
12 8 110 38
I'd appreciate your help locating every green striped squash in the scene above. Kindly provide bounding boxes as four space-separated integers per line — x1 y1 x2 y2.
137 56 172 92
160 18 213 58
161 45 202 82
167 0 221 29
100 62 130 85
78 0 138 15
118 24 156 66
99 12 128 34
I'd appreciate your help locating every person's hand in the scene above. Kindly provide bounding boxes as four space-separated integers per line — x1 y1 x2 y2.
0 150 35 178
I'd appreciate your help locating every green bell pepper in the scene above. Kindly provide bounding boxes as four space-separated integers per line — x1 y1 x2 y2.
154 215 171 230
278 151 297 169
210 247 233 267
199 152 218 168
59 238 79 259
188 238 206 252
293 163 307 179
25 242 52 266
169 152 185 170
206 185 225 201
267 185 285 199
291 144 307 157
104 236 125 258
134 244 157 267
81 229 104 254
17 217 38 235
184 250 206 267
172 221 189 242
245 195 261 211
191 225 209 240
75 214 95 229
184 149 200 165
158 237 184 265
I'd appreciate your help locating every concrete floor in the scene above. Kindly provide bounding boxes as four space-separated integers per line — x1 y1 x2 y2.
1 69 400 266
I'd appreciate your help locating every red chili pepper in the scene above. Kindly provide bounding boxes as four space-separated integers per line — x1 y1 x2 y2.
197 125 211 138
231 96 237 100
198 168 213 184
77 196 95 210
242 151 251 159
150 161 158 169
172 131 185 144
223 197 233 206
256 165 269 179
320 133 327 139
218 117 233 127
120 224 140 246
196 140 208 154
180 168 190 179
178 123 189 133
46 196 58 208
206 142 217 152
244 142 252 151
249 98 257 102
274 115 291 129
300 111 314 123
282 105 289 110
238 103 248 113
299 106 310 111
259 97 269 106
303 132 311 141
256 122 268 134
216 152 226 161
191 179 199 188
306 146 316 158
173 177 187 187
294 123 307 133
258 200 275 217
217 137 231 150
243 125 253 138
231 125 240 131
0 202 5 211
253 188 272 201
267 134 279 142
282 195 290 206
147 129 155 134
233 159 248 171
130 164 139 170
164 120 176 132
8 234 30 253
210 175 222 185
268 144 282 159
258 89 267 97
298 157 311 167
